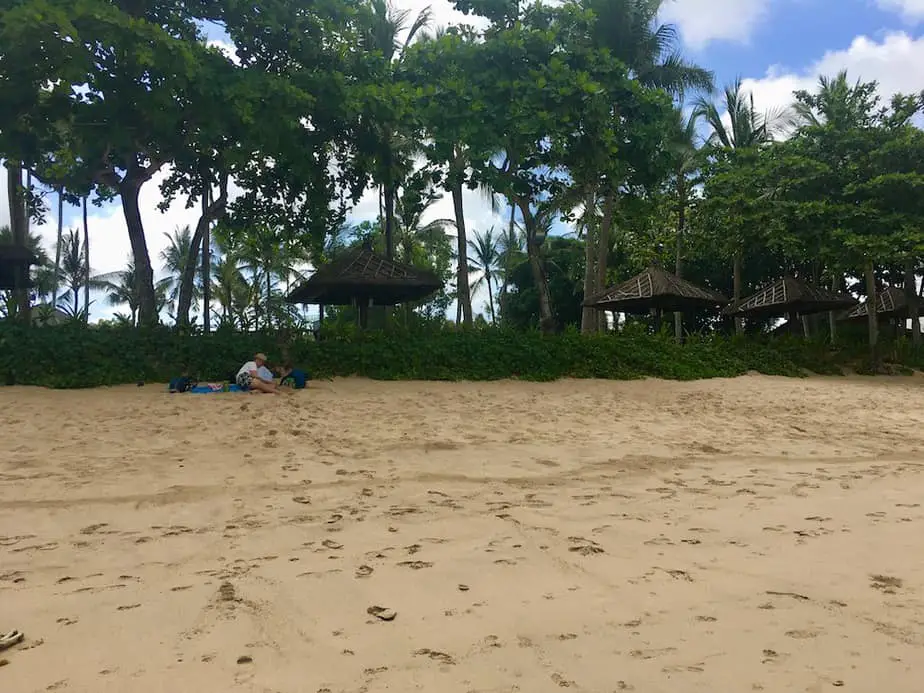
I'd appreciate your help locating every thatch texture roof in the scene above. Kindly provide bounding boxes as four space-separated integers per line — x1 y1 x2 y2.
845 286 909 320
584 266 727 313
723 276 855 318
285 246 442 306
0 244 40 290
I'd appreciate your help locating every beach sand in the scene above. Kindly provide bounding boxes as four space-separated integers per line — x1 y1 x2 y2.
2 375 924 692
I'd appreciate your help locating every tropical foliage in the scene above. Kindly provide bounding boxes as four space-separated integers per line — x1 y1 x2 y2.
1 0 923 371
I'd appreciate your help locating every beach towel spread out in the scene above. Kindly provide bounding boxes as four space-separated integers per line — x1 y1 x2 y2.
189 383 243 393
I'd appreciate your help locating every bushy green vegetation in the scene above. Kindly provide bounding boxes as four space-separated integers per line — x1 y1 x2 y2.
2 323 920 389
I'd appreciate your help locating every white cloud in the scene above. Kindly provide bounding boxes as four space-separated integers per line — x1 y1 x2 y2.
738 31 924 119
877 0 924 22
659 0 771 49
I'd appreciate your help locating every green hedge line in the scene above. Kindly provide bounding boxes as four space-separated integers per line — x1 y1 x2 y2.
0 323 918 389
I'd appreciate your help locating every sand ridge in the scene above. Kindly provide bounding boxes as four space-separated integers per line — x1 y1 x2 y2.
2 375 924 691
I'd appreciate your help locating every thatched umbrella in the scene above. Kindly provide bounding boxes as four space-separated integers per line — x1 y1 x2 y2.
844 286 909 320
285 245 442 327
723 275 856 319
0 244 39 290
584 266 727 315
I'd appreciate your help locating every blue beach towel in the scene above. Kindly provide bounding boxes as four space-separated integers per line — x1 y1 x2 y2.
189 384 243 393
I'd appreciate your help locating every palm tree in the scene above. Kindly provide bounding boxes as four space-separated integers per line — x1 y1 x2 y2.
359 0 431 261
0 224 54 318
694 77 786 150
52 187 64 308
694 78 788 331
468 227 502 322
82 196 90 324
210 251 249 329
159 226 200 323
669 107 703 340
789 70 879 131
54 229 106 319
234 225 309 329
95 259 140 326
576 0 714 332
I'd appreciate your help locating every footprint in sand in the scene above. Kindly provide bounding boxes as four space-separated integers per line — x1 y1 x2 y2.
870 574 903 593
397 560 433 570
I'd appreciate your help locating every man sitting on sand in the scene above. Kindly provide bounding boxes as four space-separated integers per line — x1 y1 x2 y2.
236 353 278 394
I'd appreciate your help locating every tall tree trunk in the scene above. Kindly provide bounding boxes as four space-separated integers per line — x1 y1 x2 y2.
53 187 64 308
383 184 396 260
176 173 227 331
201 185 211 334
673 175 686 342
498 204 517 320
865 261 878 362
451 181 473 327
905 258 920 347
519 203 554 334
266 267 272 328
580 188 598 335
82 196 90 324
5 162 29 323
594 190 616 332
733 251 744 335
119 181 157 326
487 274 495 322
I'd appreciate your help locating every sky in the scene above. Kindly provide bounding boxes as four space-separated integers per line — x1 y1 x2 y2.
2 0 924 320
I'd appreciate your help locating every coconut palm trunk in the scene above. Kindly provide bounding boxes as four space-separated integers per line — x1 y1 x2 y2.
53 188 64 308
865 261 878 361
451 177 473 327
83 196 90 323
5 162 29 322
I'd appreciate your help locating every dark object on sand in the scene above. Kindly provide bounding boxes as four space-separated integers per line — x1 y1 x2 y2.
237 655 253 665
367 606 397 621
136 381 144 387
0 630 24 652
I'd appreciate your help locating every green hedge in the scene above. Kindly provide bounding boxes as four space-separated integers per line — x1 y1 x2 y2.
0 323 918 389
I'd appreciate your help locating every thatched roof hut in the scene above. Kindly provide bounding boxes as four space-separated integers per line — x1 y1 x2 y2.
844 286 911 320
285 246 442 307
584 266 727 314
723 276 855 318
0 244 40 290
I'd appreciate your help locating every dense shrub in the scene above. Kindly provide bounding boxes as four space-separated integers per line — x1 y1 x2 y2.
0 323 918 389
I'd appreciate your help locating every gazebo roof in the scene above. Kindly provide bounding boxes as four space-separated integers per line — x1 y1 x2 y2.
0 244 40 291
723 276 856 318
584 266 727 314
845 286 908 319
285 246 442 306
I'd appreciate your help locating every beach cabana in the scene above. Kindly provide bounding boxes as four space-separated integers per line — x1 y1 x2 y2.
0 244 39 290
285 245 442 328
844 286 910 320
723 275 855 319
584 266 727 316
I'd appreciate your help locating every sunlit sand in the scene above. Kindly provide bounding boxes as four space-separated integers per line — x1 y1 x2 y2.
2 375 924 691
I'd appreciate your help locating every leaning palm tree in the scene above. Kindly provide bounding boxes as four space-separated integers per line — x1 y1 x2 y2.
468 227 502 322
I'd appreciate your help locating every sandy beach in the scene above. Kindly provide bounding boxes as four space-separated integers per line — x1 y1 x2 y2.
2 375 924 692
